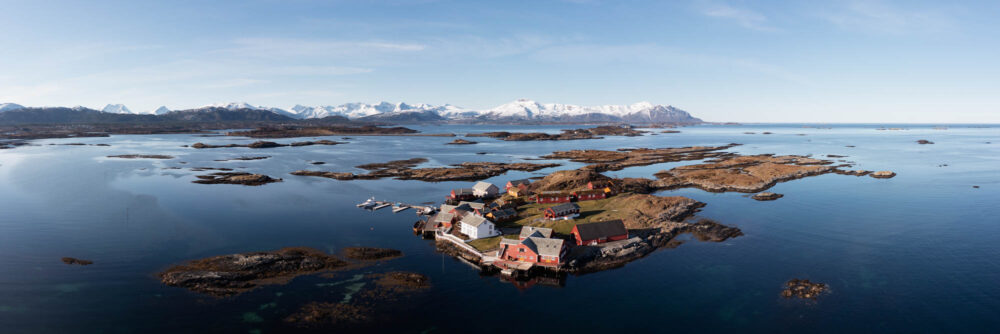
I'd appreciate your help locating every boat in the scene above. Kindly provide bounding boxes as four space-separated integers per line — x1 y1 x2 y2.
356 196 376 209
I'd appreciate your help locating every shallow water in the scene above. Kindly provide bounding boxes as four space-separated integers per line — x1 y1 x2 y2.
0 124 998 333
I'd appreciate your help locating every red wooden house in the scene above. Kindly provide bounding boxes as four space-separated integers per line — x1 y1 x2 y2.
498 227 566 266
534 191 572 204
571 220 628 246
572 189 607 201
448 188 476 201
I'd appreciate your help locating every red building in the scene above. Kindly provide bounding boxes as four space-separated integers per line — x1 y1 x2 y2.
571 220 628 246
448 188 476 201
498 227 565 266
534 191 572 204
543 203 580 219
572 189 607 201
506 179 531 190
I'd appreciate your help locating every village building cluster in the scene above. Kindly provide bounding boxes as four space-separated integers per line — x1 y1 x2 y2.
421 177 631 275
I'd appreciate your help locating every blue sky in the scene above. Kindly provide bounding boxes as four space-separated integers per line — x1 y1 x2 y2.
0 0 997 122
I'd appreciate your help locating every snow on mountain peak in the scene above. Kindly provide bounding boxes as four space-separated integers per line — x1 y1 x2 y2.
153 106 171 115
0 103 25 112
102 104 132 114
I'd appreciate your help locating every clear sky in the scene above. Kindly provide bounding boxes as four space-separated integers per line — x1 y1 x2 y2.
1 0 998 122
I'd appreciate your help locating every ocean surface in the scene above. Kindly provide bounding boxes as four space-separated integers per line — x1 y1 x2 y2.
0 124 998 333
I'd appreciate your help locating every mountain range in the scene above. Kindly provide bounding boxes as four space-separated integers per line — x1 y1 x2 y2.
0 99 702 124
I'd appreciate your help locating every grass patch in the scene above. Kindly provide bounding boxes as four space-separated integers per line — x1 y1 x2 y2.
467 236 502 252
501 195 638 235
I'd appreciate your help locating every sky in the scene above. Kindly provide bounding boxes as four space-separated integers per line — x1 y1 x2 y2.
1 0 998 122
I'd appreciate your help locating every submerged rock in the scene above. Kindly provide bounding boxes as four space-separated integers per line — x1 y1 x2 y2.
917 139 934 144
781 279 829 300
446 139 477 145
284 302 371 325
61 257 93 266
752 192 784 201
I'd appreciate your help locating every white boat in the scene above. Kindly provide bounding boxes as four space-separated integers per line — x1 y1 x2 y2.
356 196 376 208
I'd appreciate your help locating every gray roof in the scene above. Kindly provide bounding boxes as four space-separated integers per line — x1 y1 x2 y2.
440 204 458 213
490 208 517 218
519 226 553 239
457 201 486 210
528 237 564 257
453 188 475 195
473 181 497 191
460 213 489 227
547 203 580 214
432 212 455 223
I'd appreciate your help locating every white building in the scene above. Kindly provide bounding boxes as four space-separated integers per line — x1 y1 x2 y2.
472 181 499 198
459 213 499 239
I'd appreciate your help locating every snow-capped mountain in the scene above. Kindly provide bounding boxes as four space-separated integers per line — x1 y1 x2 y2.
474 99 701 123
290 102 462 119
102 104 132 114
152 106 171 115
0 103 25 112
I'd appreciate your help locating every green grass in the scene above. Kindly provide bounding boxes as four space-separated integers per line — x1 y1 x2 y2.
467 236 502 252
501 195 636 235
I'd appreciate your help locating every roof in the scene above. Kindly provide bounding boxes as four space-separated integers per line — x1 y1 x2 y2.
473 181 497 191
546 203 580 214
507 179 531 186
439 204 458 213
574 220 628 241
501 235 563 258
574 189 606 195
490 208 518 218
460 213 490 227
432 212 455 223
529 237 564 257
519 226 553 239
452 188 474 195
457 201 486 210
538 191 570 197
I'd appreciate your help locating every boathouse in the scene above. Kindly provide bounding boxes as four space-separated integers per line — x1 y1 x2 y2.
431 212 456 229
535 191 572 204
459 213 499 239
571 220 628 246
472 181 499 198
572 189 607 201
543 203 580 219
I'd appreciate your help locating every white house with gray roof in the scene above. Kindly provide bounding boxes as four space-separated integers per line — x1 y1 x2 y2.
472 181 500 198
459 212 499 239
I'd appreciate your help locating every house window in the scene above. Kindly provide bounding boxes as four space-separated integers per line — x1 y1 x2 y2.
519 248 524 252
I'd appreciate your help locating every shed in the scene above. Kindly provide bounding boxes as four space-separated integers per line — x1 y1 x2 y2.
571 220 628 246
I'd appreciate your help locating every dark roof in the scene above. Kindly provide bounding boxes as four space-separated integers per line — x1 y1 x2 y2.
491 208 517 218
574 220 627 241
546 203 579 214
508 179 531 186
538 191 570 197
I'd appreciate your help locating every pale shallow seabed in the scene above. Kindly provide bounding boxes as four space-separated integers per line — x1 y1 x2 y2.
0 124 998 333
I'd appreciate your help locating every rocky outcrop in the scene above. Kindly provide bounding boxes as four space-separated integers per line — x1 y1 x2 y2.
228 125 419 138
529 169 612 192
653 155 836 193
343 247 403 260
158 247 353 297
541 144 739 172
917 139 934 144
107 154 174 159
781 279 828 300
870 171 896 179
446 139 477 145
61 257 93 265
294 158 559 182
752 192 783 201
192 172 282 186
192 140 344 149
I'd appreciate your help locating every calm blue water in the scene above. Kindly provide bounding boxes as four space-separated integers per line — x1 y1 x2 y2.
0 124 998 333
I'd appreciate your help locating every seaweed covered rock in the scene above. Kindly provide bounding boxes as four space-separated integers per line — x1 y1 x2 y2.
781 279 829 300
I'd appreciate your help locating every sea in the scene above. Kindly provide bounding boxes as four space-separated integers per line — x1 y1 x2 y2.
0 124 997 333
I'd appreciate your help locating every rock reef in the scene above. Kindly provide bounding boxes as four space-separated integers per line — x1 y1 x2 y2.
192 140 344 149
293 158 559 182
61 257 93 266
446 138 477 145
107 154 174 159
653 154 835 193
541 144 739 172
227 125 420 138
752 192 784 201
781 279 828 300
192 172 282 186
870 171 897 179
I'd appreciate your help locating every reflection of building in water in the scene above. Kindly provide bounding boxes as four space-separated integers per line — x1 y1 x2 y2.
496 270 566 290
